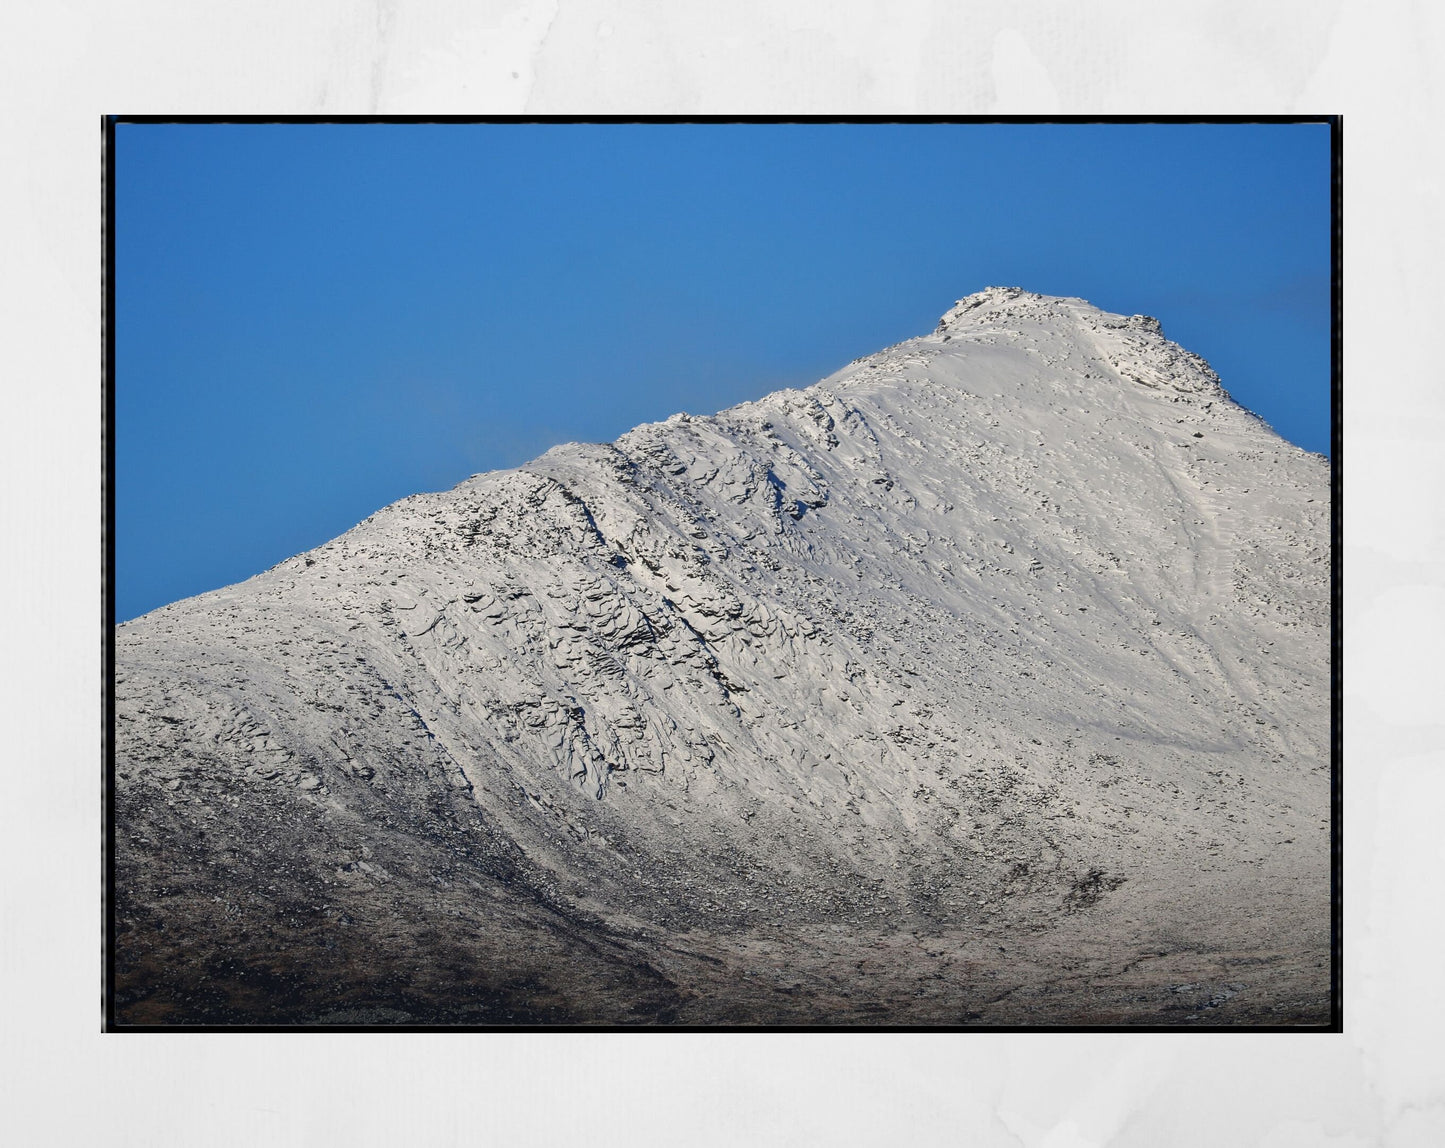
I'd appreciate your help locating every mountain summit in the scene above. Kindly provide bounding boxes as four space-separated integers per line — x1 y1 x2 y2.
113 290 1331 1026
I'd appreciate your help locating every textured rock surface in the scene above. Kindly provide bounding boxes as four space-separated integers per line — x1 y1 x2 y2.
112 288 1331 1025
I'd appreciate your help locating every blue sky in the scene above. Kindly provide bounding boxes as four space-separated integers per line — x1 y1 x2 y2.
116 121 1331 622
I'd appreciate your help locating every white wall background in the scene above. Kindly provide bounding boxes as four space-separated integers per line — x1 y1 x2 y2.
1 2 1440 1144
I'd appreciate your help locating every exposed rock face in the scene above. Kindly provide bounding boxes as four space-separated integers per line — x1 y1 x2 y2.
112 289 1331 1026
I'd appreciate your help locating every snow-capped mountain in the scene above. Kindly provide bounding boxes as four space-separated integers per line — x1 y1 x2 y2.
112 287 1331 1026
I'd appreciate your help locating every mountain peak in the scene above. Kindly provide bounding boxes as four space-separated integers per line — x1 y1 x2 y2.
936 287 1162 337
113 287 1330 1026
936 285 1062 329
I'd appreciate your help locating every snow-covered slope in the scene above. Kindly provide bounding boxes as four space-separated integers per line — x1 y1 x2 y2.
113 288 1331 1026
